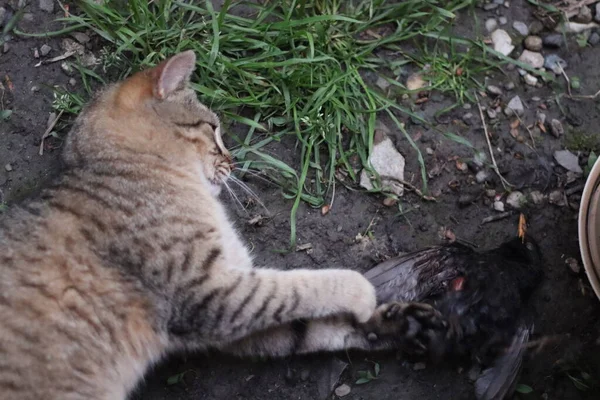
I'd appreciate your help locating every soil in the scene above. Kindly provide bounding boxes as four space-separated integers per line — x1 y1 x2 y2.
2 1 600 399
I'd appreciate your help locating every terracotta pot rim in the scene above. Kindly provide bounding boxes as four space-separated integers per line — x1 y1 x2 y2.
579 157 600 301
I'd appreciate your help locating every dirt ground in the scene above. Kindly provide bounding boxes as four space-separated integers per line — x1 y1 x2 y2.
2 1 600 399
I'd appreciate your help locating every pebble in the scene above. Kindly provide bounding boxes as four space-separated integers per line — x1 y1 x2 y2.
499 16 508 25
491 29 514 56
596 3 600 23
70 32 90 44
529 20 544 35
483 3 499 10
549 190 566 206
39 0 54 13
493 201 505 212
334 384 351 397
504 81 515 90
33 48 39 58
524 74 538 86
376 76 391 91
529 190 545 205
486 85 503 96
3 42 9 53
504 95 524 116
544 54 567 74
506 191 526 209
40 44 51 56
31 85 39 92
574 5 592 24
524 35 543 51
485 18 498 32
589 32 600 45
550 119 564 137
536 111 546 125
426 147 434 155
406 73 426 91
463 103 472 110
69 78 77 86
518 50 544 68
485 189 496 198
543 33 563 48
476 170 489 183
512 21 529 36
4 164 13 172
565 257 581 274
61 62 73 75
486 108 497 119
462 113 473 125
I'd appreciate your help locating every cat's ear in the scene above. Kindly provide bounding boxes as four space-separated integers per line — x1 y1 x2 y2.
152 51 197 99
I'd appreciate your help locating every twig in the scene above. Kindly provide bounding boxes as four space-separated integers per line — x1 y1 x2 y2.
481 211 513 225
558 63 572 97
475 94 512 190
516 114 536 148
34 50 76 67
381 175 437 202
39 110 63 156
569 88 600 100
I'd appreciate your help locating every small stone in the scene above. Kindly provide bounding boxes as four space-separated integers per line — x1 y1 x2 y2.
383 197 397 207
487 108 497 119
518 50 544 68
504 95 524 117
426 147 434 155
406 73 426 91
69 78 76 86
31 85 39 92
499 16 508 25
462 113 473 125
574 5 592 24
39 0 54 13
483 3 499 10
524 74 538 86
536 111 546 125
589 32 600 46
504 81 515 90
485 189 496 198
486 85 503 96
476 170 489 183
506 191 526 209
554 150 582 174
491 29 515 56
70 32 90 44
517 68 527 77
524 35 543 51
529 190 545 205
529 20 544 35
550 119 563 137
543 33 564 48
334 384 351 397
549 190 566 206
60 62 73 76
4 164 13 172
544 54 567 74
531 96 541 102
33 48 39 58
376 76 391 91
512 21 529 36
493 201 505 212
486 18 498 32
413 362 427 371
3 42 9 53
565 257 581 274
40 44 51 56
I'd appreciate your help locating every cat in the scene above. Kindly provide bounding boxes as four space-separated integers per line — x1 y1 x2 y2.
0 51 443 400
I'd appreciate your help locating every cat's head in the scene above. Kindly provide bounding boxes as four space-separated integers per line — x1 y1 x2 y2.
63 51 232 196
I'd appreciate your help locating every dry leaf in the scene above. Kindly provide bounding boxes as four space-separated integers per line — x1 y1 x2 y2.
518 213 527 242
321 205 331 215
510 119 520 129
538 122 547 133
510 128 519 138
4 75 14 92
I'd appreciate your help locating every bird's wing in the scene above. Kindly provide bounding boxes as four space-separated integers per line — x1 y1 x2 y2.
474 325 530 400
364 244 475 304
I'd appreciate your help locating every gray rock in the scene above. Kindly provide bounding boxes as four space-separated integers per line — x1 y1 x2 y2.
513 21 529 36
506 191 526 209
518 50 544 68
554 150 582 174
39 0 54 13
483 3 499 10
486 18 498 32
375 76 391 91
504 81 515 90
529 20 544 35
462 112 473 125
476 170 489 183
60 61 73 76
493 201 505 212
70 32 90 44
589 32 600 45
524 35 543 51
31 85 40 92
529 190 545 205
463 103 472 110
487 85 503 96
549 190 566 206
2 42 9 54
487 108 497 119
504 95 524 116
40 44 51 56
596 3 600 23
543 33 564 48
4 164 13 172
491 29 515 56
544 54 567 74
536 111 546 125
69 78 77 86
574 5 592 24
499 16 508 25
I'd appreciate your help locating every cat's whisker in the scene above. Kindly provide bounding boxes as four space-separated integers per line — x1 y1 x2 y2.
228 175 269 212
223 180 248 214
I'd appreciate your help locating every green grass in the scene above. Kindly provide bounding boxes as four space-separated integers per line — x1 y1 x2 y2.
17 0 524 246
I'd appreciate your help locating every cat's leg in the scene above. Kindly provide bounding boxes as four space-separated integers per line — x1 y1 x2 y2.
218 302 445 358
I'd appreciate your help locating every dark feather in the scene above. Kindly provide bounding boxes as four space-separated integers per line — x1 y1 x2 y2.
364 235 543 399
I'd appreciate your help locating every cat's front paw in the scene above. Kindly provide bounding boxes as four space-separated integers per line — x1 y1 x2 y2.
338 271 377 323
364 302 447 358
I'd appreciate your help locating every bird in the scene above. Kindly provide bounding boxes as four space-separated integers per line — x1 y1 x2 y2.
364 231 543 400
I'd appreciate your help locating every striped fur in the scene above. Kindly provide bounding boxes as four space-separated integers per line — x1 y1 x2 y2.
0 51 421 400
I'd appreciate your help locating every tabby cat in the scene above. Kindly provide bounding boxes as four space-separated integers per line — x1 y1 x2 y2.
0 51 442 400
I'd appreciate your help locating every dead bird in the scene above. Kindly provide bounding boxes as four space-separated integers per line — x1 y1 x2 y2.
364 234 543 400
